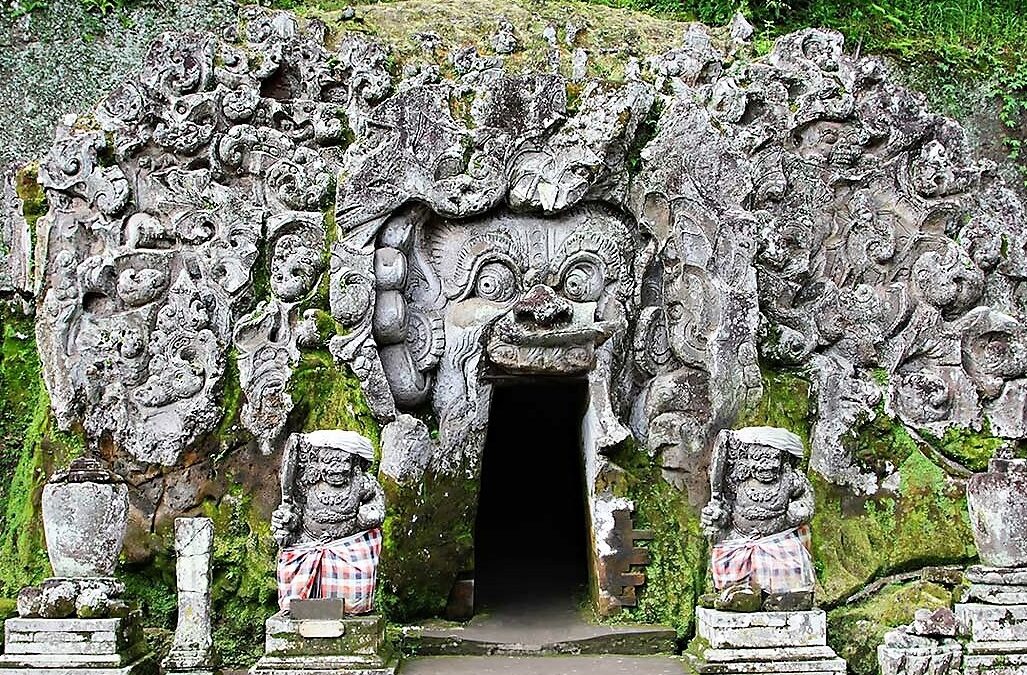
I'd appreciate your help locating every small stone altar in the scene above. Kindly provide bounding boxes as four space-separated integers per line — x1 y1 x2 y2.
955 451 1027 675
251 430 396 675
0 457 155 675
690 427 846 675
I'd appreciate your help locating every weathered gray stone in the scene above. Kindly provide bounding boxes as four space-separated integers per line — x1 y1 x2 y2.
956 603 1027 643
964 583 1027 605
0 614 153 675
696 609 828 649
19 4 1027 618
878 627 962 675
967 455 1027 568
42 460 128 579
163 517 214 674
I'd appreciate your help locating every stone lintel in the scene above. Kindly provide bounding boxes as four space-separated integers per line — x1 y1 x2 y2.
964 651 1027 675
5 618 126 634
966 583 1027 605
0 651 155 674
264 612 384 657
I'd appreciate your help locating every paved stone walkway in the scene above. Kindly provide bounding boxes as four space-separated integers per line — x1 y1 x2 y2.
399 655 689 674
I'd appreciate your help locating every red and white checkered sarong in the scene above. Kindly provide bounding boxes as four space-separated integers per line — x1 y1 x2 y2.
711 524 814 593
276 528 382 613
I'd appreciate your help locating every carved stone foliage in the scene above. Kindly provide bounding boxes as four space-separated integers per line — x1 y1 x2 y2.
33 12 369 464
27 7 1027 611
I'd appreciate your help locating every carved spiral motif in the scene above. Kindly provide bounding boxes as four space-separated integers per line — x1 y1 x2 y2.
474 261 517 302
562 259 604 302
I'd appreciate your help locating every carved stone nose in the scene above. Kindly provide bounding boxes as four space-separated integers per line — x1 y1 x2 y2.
513 284 572 327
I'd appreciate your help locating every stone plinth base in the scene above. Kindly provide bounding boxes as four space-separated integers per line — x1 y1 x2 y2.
692 609 846 675
878 638 962 675
955 566 1027 675
250 612 396 675
0 616 155 675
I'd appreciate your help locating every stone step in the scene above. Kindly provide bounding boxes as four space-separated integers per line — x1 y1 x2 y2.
397 655 688 675
404 623 677 656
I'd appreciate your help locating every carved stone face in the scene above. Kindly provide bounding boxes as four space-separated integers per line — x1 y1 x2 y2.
730 443 784 485
298 445 357 490
271 233 321 301
420 204 633 376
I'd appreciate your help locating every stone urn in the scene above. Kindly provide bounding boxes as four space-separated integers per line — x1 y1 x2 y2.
42 457 129 577
966 450 1027 568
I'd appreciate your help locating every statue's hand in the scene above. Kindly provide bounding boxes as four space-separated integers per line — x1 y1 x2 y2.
701 498 728 535
271 502 300 546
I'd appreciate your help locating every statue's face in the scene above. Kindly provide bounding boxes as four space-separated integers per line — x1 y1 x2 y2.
299 446 356 489
747 444 784 484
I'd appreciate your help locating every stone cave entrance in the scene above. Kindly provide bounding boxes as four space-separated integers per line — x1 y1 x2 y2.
473 380 591 615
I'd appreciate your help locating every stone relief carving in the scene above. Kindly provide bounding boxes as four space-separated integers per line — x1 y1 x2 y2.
24 5 1027 609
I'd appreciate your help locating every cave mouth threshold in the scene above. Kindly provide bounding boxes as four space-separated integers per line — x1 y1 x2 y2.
474 379 591 616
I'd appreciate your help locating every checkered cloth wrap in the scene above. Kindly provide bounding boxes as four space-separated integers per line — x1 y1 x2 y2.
711 524 814 593
276 528 382 613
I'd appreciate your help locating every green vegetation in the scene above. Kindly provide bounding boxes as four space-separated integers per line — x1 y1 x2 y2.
814 442 977 604
0 307 84 597
377 468 478 621
921 420 1007 473
828 580 954 675
606 439 706 638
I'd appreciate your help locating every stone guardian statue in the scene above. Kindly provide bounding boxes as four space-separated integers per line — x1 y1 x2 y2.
700 426 816 611
271 430 386 614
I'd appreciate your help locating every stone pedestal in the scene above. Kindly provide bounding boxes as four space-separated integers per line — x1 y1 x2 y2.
956 565 1027 675
692 608 846 675
250 612 397 675
0 615 155 675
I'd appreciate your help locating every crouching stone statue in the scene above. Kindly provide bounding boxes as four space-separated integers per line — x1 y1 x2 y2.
272 430 386 614
701 426 816 612
252 430 395 675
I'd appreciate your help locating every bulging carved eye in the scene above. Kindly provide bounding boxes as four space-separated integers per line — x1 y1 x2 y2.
562 261 603 302
474 261 517 302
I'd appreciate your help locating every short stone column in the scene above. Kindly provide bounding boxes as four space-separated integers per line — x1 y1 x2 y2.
163 517 216 675
957 451 1027 675
0 457 155 675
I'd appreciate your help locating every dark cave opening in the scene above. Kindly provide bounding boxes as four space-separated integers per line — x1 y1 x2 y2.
473 380 591 612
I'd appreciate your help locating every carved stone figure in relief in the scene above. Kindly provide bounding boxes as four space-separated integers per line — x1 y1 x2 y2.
701 426 816 611
271 430 385 614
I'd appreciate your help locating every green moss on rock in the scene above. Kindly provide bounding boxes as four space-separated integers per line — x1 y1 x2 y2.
289 350 380 447
812 445 976 605
740 367 811 440
377 468 477 621
204 487 279 668
0 307 84 596
828 580 953 675
606 440 705 638
921 422 1006 473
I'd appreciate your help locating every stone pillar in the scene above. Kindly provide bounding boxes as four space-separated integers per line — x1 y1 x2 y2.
163 518 215 675
956 566 1027 675
957 451 1027 675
